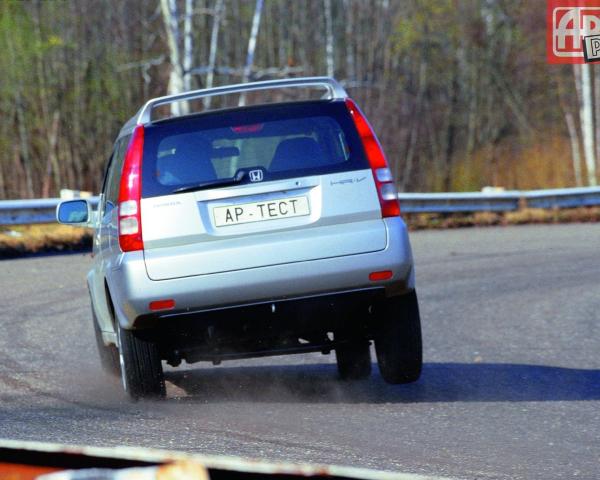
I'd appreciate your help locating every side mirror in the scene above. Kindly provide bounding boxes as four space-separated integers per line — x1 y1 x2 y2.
56 199 92 226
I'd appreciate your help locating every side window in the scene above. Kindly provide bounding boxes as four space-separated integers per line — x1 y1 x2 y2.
103 136 131 217
100 149 116 219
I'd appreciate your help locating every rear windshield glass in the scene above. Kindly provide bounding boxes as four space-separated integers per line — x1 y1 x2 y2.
141 101 368 198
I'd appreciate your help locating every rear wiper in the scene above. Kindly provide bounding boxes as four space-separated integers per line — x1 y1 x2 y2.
172 171 246 194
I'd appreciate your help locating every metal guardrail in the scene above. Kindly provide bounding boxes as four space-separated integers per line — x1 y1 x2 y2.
524 186 600 209
0 197 100 225
1 187 600 226
399 186 600 213
397 191 522 213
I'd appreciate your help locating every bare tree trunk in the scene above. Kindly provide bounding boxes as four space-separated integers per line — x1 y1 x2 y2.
41 111 61 198
491 68 534 135
15 93 34 198
69 2 83 190
565 111 583 187
183 0 194 92
324 0 334 77
558 71 583 187
4 19 34 198
243 0 264 83
239 0 264 105
49 111 61 194
343 0 355 81
232 1 244 77
0 150 5 198
12 145 27 199
277 1 287 67
573 63 582 108
161 0 186 114
33 0 62 197
465 53 478 161
443 67 459 191
578 64 597 185
205 0 225 108
594 67 600 174
400 61 426 190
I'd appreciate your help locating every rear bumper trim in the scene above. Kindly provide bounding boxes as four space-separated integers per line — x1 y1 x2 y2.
107 216 414 329
158 286 383 319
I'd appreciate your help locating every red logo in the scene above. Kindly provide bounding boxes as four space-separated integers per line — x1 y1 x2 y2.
547 0 600 63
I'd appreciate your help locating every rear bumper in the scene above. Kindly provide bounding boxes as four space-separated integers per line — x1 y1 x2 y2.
107 216 414 329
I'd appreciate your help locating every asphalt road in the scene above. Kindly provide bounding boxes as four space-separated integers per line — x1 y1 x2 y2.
0 224 599 480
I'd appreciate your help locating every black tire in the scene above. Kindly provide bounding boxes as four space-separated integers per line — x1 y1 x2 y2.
117 324 165 399
374 290 423 384
335 340 372 380
92 308 120 377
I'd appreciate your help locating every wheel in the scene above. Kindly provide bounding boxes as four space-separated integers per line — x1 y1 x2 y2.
335 339 372 380
374 290 423 384
91 308 120 377
117 324 165 399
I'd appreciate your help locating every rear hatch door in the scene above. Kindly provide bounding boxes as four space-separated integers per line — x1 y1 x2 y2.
140 101 386 280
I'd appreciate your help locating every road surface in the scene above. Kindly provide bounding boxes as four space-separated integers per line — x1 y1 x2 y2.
1 224 599 479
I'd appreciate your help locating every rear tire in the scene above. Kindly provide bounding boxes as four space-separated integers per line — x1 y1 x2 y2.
92 308 120 377
374 291 423 384
335 340 372 380
117 324 165 400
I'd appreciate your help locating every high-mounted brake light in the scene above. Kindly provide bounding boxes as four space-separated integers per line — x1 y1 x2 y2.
231 123 264 134
118 126 144 252
345 98 400 217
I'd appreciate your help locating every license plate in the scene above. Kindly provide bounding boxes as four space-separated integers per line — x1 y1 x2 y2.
213 196 310 227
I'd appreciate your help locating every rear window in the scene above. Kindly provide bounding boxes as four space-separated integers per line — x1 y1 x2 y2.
141 101 368 198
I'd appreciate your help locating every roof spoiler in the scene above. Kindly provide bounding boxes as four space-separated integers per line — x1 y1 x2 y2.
123 77 348 132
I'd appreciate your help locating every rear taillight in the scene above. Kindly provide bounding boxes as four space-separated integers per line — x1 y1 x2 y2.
118 126 144 252
345 98 400 217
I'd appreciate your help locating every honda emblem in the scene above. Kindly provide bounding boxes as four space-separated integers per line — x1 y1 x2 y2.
249 169 264 182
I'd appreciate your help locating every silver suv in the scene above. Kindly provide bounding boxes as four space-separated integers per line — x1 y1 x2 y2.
57 77 422 399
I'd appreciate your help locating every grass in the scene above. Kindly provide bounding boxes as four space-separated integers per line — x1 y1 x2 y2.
0 224 92 258
405 206 600 230
1 207 599 257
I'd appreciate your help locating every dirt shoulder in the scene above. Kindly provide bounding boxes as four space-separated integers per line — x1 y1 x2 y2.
406 206 600 230
0 224 92 258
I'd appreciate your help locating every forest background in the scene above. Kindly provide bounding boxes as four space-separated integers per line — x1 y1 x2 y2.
0 0 596 200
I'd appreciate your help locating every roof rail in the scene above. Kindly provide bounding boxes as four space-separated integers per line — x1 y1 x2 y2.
133 76 347 126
